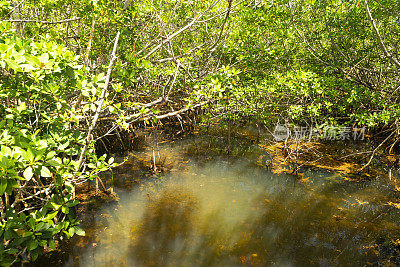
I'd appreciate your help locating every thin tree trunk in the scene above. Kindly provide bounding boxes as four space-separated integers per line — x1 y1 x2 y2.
77 31 121 171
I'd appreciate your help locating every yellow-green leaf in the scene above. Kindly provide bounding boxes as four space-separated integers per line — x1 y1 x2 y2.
23 166 34 181
40 166 52 177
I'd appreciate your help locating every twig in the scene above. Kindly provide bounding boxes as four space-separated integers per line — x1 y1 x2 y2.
143 0 221 59
98 97 164 119
209 0 233 51
77 31 120 170
7 0 25 16
131 100 210 123
165 61 180 99
293 24 332 67
132 97 163 110
85 18 96 64
358 131 395 172
339 150 373 160
364 0 400 69
3 17 81 24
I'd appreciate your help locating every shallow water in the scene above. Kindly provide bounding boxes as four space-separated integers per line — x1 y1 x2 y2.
34 136 400 266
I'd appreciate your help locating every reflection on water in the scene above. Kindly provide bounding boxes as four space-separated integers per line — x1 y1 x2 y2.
67 158 400 267
129 188 199 266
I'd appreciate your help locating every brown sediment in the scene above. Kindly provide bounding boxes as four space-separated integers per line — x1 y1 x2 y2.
259 141 358 177
256 139 400 184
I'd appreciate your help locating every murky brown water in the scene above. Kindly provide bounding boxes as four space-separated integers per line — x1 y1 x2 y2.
33 134 400 266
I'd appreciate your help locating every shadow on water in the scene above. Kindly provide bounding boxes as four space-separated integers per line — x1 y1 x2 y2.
31 133 400 266
64 159 400 267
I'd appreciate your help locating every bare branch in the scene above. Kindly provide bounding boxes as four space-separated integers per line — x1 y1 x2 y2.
209 0 233 51
358 130 395 172
77 31 120 170
7 0 26 16
84 18 96 65
131 100 210 123
364 0 400 69
3 17 81 24
143 0 221 59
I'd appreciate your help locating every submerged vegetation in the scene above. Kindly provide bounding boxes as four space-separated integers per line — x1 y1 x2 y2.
1 0 400 265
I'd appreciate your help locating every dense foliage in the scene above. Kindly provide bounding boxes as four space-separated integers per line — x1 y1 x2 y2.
1 0 400 264
0 21 116 265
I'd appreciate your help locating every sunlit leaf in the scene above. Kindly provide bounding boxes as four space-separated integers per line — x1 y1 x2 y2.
23 166 34 181
40 166 52 177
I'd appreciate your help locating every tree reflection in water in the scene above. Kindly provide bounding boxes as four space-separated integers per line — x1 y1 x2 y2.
128 188 199 266
126 185 400 266
76 162 400 267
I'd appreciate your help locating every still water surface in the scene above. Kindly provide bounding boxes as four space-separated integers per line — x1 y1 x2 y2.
35 137 400 266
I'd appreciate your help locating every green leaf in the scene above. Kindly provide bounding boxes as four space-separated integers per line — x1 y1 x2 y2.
47 160 60 167
35 222 45 231
5 59 18 69
0 43 8 53
46 151 56 160
21 148 35 162
47 202 61 211
31 249 39 261
27 54 41 67
22 231 33 237
45 211 58 220
48 239 56 250
7 248 18 254
75 227 85 236
0 156 10 169
27 239 39 251
16 102 27 113
40 166 52 178
23 166 34 181
28 217 35 229
68 227 75 237
66 199 79 207
1 145 12 156
0 178 7 195
61 206 69 214
4 229 13 240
